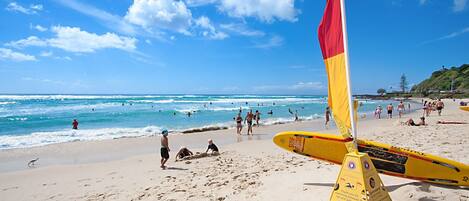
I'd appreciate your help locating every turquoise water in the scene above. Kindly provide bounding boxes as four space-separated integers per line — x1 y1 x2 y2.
0 95 387 149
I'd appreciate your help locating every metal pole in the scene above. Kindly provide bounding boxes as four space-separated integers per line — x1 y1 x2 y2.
339 0 357 149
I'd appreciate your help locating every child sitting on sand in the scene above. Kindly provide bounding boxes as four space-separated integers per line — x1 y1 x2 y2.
206 139 219 153
175 146 193 161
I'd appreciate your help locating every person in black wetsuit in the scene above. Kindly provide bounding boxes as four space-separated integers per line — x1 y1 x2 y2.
206 139 219 153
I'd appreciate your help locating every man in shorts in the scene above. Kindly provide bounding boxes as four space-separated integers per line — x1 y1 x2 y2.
160 130 170 169
386 103 393 119
397 101 405 118
436 99 444 116
245 110 254 135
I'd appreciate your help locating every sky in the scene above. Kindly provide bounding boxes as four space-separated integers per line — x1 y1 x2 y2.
0 0 468 95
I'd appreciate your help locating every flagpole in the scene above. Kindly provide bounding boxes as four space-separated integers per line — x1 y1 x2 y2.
339 0 357 149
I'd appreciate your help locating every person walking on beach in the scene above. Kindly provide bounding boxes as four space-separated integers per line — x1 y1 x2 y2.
325 107 331 128
387 103 393 119
255 110 261 127
245 110 254 135
234 113 243 135
294 110 299 121
436 99 444 116
398 101 405 118
72 119 79 130
376 105 382 119
160 130 170 169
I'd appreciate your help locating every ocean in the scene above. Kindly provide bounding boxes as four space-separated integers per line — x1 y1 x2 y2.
0 95 389 149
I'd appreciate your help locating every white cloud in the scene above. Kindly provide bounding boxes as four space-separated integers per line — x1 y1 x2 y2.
0 48 36 62
5 36 48 48
220 23 265 37
218 0 298 23
453 0 467 12
195 16 228 40
290 82 323 90
39 51 53 57
124 0 193 35
186 0 217 7
6 2 43 15
56 0 136 35
48 26 137 53
422 27 469 44
33 24 48 32
5 26 137 53
252 35 284 49
253 81 324 92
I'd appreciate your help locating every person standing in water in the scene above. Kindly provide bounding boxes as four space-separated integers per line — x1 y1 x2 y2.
234 113 243 135
245 110 254 135
325 107 331 128
160 130 170 169
386 103 394 119
397 101 405 118
255 110 261 127
72 119 79 130
294 110 299 121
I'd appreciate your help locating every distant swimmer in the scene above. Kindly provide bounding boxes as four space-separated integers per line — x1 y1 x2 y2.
91 108 95 112
245 102 248 105
72 119 79 130
325 107 331 128
267 110 273 115
209 102 212 105
288 108 293 115
173 112 177 116
122 103 125 106
187 112 192 117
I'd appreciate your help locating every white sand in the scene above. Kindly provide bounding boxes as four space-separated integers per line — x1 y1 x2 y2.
0 99 468 201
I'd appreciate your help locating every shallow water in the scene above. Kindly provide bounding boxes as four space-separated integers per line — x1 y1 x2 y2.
0 94 391 149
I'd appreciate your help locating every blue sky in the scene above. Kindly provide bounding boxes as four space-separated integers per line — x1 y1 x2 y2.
0 0 468 95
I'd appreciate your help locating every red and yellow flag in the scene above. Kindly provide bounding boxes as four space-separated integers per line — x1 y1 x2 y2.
318 0 352 137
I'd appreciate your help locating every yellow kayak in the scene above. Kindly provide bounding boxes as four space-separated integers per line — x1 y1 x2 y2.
273 131 469 186
460 106 469 112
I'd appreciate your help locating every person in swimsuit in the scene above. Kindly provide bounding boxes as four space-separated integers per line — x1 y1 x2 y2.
294 110 299 121
325 107 331 128
436 99 444 116
235 113 243 135
397 101 405 118
255 110 260 127
245 110 254 135
160 130 170 169
175 146 193 161
72 119 79 130
376 105 382 119
386 103 393 119
206 139 219 153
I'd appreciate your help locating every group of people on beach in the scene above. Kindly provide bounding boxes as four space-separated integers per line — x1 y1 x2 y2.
373 101 411 119
422 99 445 117
234 109 260 135
159 129 219 169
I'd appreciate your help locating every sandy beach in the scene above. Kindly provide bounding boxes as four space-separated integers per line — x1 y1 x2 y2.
1 98 468 201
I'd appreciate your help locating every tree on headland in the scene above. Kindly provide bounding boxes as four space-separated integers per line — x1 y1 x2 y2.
377 88 386 96
400 74 408 93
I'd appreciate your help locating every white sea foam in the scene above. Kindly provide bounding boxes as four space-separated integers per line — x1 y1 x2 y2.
0 126 163 149
128 99 175 104
0 101 16 105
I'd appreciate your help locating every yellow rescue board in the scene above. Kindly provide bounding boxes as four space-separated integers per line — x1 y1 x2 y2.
460 106 469 112
273 131 469 186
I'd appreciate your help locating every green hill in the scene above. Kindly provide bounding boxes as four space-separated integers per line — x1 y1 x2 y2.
411 64 469 93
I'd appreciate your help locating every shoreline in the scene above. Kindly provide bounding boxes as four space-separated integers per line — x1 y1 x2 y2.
1 98 467 201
